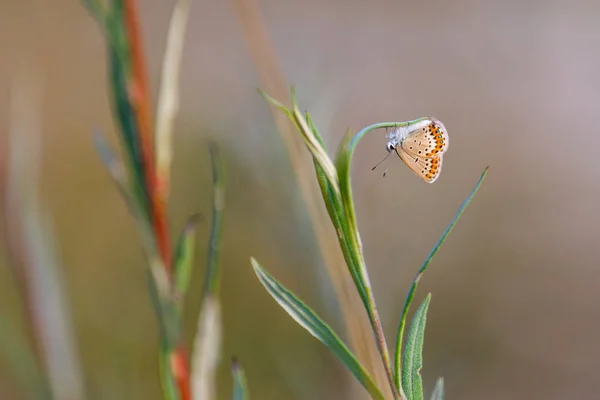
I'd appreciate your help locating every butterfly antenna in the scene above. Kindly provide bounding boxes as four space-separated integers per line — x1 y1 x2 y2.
371 151 392 172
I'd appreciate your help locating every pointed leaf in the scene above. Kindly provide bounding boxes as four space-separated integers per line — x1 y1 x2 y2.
231 358 249 400
250 258 385 400
401 294 431 400
334 129 361 254
395 167 488 388
334 129 398 395
258 88 296 125
430 377 444 400
173 214 200 302
304 113 368 306
305 112 342 225
203 143 226 297
259 88 340 196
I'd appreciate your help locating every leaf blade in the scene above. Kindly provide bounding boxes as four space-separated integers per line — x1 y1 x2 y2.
395 167 489 389
203 142 226 296
401 294 432 400
250 258 385 400
172 214 201 306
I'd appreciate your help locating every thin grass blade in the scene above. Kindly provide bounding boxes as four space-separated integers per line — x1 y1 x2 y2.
305 112 341 224
231 358 249 400
401 294 431 400
250 258 385 400
394 167 488 388
303 114 369 306
290 102 339 194
257 88 297 128
259 88 340 196
172 214 201 306
334 130 360 251
203 143 226 297
430 377 444 400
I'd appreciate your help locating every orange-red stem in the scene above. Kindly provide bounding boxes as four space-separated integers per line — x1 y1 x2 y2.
121 1 188 397
123 0 172 273
171 349 191 400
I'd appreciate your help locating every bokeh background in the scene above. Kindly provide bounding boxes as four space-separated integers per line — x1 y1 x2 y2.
2 0 600 399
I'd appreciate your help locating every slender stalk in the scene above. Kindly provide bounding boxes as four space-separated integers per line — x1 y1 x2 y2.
342 121 431 400
120 2 190 399
204 143 226 296
123 0 172 272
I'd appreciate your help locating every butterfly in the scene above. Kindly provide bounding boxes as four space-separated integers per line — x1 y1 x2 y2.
380 118 449 183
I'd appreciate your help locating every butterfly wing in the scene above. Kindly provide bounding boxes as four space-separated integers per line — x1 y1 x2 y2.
400 119 449 159
396 148 443 183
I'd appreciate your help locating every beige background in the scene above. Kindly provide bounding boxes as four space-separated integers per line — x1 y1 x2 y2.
1 0 600 399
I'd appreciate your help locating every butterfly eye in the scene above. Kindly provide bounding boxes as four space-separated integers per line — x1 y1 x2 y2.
386 142 395 152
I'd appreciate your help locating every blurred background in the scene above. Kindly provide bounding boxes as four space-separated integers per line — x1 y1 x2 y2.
2 0 600 399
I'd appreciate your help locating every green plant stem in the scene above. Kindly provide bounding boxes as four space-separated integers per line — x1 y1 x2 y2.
341 122 427 400
334 118 433 399
349 120 429 150
259 88 393 396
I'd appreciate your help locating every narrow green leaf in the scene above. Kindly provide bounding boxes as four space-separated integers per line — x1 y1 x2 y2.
204 142 226 297
304 112 336 215
290 103 339 196
395 167 488 389
335 129 400 397
258 89 370 309
304 111 327 148
231 357 249 400
173 214 201 305
430 377 444 400
304 113 369 306
101 0 152 220
334 129 362 261
250 258 385 400
401 294 431 400
259 87 340 196
258 88 296 124
303 112 347 249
